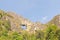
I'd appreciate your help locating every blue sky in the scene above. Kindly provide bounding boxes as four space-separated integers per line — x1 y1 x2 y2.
0 0 60 23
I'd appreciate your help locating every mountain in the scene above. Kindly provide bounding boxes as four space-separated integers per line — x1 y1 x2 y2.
47 15 60 28
1 10 60 33
0 10 45 33
0 10 34 32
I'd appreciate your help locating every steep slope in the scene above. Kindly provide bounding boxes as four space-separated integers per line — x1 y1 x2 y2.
7 12 34 32
47 15 60 28
0 10 47 33
0 10 36 33
7 12 45 32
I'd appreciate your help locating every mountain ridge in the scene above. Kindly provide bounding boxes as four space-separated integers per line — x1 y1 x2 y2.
0 10 60 33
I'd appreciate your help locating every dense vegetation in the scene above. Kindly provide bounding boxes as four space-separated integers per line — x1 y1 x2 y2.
0 19 60 40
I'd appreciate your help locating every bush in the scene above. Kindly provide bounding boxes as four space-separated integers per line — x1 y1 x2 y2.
55 29 60 40
45 24 58 40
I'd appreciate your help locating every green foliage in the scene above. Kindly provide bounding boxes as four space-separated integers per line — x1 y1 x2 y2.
3 20 11 30
0 10 7 19
0 20 60 40
30 34 36 40
35 30 44 40
55 29 60 40
11 32 23 40
45 24 58 40
22 31 31 40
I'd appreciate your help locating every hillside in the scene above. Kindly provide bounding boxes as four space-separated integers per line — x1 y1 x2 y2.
0 10 60 32
47 15 60 28
0 10 60 40
0 10 47 33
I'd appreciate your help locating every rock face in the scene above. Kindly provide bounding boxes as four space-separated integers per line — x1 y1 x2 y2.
30 22 47 32
7 12 46 32
6 12 33 32
48 15 60 28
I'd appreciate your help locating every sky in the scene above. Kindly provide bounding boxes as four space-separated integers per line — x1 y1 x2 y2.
0 0 60 24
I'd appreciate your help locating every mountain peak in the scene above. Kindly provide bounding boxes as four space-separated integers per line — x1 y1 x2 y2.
48 14 60 28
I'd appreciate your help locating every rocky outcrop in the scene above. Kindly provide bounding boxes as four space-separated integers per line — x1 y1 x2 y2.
0 10 37 33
